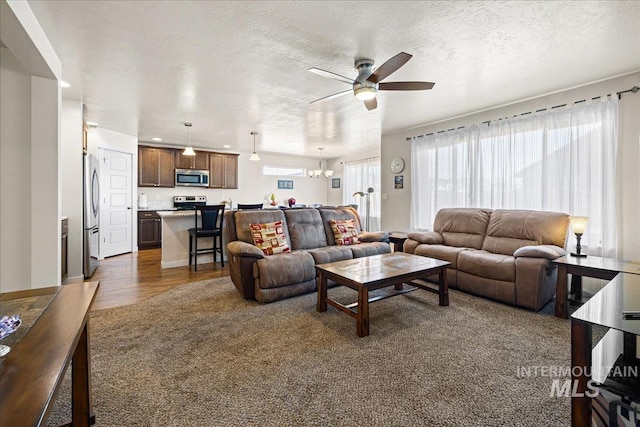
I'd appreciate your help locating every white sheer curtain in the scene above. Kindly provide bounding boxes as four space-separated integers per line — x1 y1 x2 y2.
411 98 618 257
342 157 381 231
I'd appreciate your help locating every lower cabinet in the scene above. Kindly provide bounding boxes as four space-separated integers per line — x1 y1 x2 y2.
138 211 161 249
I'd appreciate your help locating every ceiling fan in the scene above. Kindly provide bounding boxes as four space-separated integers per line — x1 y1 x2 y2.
308 52 435 111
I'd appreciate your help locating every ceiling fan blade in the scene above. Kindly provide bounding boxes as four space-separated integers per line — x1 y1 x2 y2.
309 89 352 104
379 81 435 91
364 97 377 111
367 52 412 83
308 68 356 85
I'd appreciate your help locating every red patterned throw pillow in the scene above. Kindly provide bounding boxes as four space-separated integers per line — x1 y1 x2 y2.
250 221 291 255
329 219 359 246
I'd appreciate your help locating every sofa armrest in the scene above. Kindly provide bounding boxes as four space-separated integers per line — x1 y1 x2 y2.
358 231 390 242
513 245 566 260
407 231 443 245
227 241 265 259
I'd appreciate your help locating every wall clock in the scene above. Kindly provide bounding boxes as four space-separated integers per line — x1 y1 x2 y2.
390 157 405 174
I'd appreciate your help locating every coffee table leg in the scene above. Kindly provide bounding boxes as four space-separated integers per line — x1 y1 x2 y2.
357 287 370 337
394 282 403 290
317 271 327 312
555 264 568 318
438 267 449 306
72 321 92 426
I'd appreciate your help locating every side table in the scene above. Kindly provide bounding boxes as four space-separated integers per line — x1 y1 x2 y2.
388 232 408 252
570 273 640 426
552 255 640 319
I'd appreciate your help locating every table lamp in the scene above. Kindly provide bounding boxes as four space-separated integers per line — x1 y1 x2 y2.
569 216 588 257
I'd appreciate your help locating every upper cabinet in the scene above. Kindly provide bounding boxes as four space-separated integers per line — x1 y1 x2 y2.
209 153 238 189
139 146 175 187
174 150 209 170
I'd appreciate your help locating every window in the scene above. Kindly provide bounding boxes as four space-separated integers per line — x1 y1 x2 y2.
262 166 306 177
342 157 381 231
411 99 618 257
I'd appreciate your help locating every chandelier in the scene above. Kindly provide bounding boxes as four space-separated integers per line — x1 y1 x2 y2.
309 147 333 178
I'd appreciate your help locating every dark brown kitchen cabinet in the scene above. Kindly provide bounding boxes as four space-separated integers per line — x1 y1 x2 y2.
138 211 161 248
139 146 175 187
174 150 209 170
209 153 238 189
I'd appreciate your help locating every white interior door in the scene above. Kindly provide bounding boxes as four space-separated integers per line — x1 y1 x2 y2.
100 148 133 258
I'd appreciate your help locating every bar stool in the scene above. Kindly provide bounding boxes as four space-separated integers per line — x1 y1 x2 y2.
189 204 225 271
237 203 263 210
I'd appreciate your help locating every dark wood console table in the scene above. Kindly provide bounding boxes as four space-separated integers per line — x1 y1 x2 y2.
388 232 408 252
553 255 640 319
570 273 639 426
0 282 99 426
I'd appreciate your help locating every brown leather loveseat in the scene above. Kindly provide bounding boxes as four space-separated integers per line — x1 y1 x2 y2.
224 207 390 303
404 208 570 310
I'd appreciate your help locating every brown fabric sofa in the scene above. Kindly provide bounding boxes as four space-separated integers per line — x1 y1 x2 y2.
224 207 390 303
404 208 570 310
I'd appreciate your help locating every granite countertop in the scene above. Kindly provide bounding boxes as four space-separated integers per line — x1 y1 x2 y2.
138 208 178 212
156 210 198 218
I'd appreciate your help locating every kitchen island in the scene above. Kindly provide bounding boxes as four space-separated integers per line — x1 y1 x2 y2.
157 210 225 269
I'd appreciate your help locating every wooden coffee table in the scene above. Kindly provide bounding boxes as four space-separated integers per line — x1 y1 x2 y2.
316 252 450 337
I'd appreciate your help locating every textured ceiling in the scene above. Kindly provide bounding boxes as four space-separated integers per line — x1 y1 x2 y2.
26 0 640 159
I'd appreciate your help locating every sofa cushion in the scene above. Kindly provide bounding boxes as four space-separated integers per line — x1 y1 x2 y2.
250 221 291 255
284 208 328 250
234 210 289 246
457 250 515 282
414 244 470 269
306 246 354 264
433 208 492 249
481 209 570 255
254 250 315 289
319 208 361 246
329 219 359 245
350 242 391 258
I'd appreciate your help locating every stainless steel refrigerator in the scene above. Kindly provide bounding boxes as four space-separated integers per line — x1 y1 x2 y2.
83 153 100 278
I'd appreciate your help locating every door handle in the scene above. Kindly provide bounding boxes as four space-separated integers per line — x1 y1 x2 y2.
127 207 132 209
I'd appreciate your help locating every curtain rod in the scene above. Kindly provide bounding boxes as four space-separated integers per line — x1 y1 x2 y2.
405 85 639 141
340 155 381 165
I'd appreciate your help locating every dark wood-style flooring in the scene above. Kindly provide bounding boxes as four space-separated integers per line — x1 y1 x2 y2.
91 248 230 311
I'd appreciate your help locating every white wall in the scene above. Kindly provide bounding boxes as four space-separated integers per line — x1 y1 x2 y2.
0 47 31 292
381 72 640 260
0 0 62 292
61 98 84 281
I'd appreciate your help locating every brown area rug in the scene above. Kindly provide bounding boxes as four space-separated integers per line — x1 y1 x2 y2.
48 277 572 426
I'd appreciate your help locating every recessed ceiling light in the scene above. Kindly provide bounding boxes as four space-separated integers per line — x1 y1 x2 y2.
86 121 98 128
152 137 162 142
223 145 231 148
60 81 71 88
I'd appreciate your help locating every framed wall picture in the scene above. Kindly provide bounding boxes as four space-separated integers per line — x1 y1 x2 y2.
332 178 341 189
277 179 294 190
394 175 404 189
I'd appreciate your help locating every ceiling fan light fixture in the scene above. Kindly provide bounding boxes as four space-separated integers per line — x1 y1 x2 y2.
354 86 376 101
183 122 196 156
250 131 260 161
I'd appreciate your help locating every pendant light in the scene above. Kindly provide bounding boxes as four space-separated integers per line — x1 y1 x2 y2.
249 131 260 161
183 122 195 156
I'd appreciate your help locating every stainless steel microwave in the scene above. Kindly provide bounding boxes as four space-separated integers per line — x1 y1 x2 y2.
175 169 209 187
